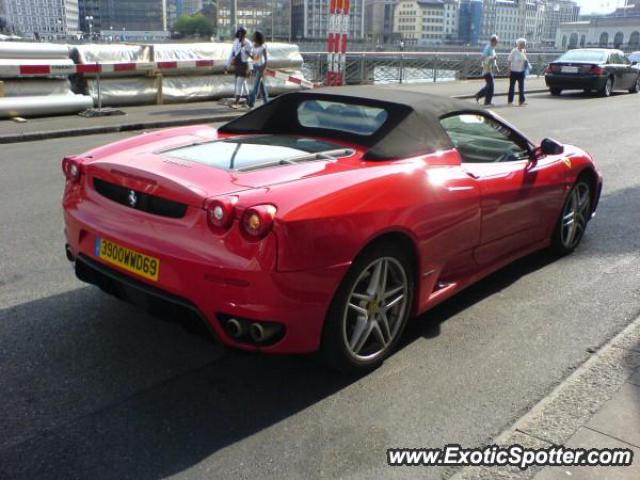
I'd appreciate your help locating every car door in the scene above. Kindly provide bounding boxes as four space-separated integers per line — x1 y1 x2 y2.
440 113 565 266
619 54 637 89
609 52 630 89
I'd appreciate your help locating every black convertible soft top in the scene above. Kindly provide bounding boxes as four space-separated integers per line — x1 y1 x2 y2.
219 86 485 160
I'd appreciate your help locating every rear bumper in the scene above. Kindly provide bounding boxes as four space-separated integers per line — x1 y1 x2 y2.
545 74 608 91
64 206 348 355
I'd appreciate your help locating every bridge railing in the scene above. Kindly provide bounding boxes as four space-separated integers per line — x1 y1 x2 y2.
301 51 560 85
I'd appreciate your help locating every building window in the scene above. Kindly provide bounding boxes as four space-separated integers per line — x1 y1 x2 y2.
599 32 609 48
614 31 624 49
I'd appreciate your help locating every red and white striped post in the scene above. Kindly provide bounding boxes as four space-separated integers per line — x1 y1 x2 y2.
338 0 350 86
326 0 350 86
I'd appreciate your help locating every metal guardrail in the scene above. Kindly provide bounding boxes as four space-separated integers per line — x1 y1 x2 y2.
301 51 560 85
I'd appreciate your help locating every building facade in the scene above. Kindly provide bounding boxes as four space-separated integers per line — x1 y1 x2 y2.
78 0 100 34
291 0 365 40
458 0 482 45
556 4 640 51
99 0 174 32
393 0 451 46
176 0 204 17
364 0 397 44
218 0 290 40
541 0 580 46
481 0 545 47
4 0 79 39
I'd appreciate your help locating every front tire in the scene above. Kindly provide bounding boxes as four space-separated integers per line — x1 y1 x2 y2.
551 180 592 256
629 76 640 94
320 242 414 374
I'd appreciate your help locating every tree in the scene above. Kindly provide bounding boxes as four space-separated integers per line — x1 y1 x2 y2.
173 13 215 38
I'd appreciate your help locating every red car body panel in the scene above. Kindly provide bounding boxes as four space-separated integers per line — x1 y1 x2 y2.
63 100 602 355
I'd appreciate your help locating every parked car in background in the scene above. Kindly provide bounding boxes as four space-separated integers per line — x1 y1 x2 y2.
629 51 640 64
545 48 640 97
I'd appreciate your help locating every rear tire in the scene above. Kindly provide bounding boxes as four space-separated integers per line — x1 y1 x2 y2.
550 88 562 96
550 180 592 256
320 242 414 374
629 76 640 94
600 77 613 97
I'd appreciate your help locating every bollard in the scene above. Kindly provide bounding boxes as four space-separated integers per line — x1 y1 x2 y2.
96 62 102 112
0 80 4 97
155 72 164 105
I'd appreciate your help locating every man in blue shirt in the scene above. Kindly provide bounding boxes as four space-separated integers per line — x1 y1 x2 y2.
475 35 499 105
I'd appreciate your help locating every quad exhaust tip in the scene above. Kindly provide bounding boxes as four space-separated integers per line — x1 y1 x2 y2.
225 317 247 339
248 322 281 343
220 315 285 345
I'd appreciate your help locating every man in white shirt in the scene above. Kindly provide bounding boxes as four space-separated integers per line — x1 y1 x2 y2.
507 38 529 106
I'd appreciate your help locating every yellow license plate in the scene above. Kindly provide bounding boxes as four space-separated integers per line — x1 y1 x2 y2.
95 237 160 282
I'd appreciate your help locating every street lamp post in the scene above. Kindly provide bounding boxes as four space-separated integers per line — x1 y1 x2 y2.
85 15 93 41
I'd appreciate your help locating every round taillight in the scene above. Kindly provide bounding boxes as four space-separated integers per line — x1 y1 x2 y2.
62 156 82 183
206 197 237 229
242 204 277 238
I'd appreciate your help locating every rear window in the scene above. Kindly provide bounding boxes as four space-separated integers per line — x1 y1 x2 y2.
297 100 388 136
558 50 608 63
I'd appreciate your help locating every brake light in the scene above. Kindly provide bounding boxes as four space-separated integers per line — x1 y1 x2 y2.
547 64 560 74
242 204 277 238
591 65 605 75
206 196 238 229
62 156 83 183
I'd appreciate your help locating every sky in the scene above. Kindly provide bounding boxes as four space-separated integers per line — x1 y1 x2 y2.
577 0 627 14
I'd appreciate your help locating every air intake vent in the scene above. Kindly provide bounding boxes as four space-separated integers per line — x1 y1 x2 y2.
93 178 187 219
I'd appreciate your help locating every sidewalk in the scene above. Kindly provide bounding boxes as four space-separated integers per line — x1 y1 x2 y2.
452 317 640 480
0 77 549 144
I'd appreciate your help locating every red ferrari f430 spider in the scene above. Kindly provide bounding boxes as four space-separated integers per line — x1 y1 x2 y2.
62 87 602 372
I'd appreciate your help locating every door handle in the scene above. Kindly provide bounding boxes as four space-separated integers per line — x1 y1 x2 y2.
465 170 480 179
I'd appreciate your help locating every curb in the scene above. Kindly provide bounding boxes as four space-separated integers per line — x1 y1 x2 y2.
0 112 242 145
448 315 640 480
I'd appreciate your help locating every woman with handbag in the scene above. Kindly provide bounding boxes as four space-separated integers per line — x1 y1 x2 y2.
225 27 253 109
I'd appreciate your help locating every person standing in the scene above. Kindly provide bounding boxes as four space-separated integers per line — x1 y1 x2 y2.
475 35 499 106
225 27 253 109
248 31 269 108
508 38 529 106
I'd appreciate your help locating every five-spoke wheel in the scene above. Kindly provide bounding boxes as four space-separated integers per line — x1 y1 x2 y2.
552 180 592 255
321 242 413 373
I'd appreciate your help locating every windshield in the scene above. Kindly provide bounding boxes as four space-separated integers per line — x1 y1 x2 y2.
558 50 608 63
164 135 347 171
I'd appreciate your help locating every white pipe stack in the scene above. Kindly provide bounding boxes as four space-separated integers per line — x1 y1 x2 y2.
0 42 92 118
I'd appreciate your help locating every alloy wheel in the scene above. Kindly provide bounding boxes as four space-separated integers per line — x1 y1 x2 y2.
342 257 409 362
560 182 591 250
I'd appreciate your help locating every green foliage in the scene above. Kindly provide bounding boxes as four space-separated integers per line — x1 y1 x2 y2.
173 13 215 37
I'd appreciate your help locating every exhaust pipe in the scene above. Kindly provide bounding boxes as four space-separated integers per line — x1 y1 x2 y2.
225 318 247 339
249 322 281 343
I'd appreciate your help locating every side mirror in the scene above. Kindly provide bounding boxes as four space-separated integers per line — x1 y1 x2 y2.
540 138 564 156
632 61 638 66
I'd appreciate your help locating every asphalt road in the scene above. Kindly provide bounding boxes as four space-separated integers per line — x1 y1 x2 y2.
1 91 639 480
